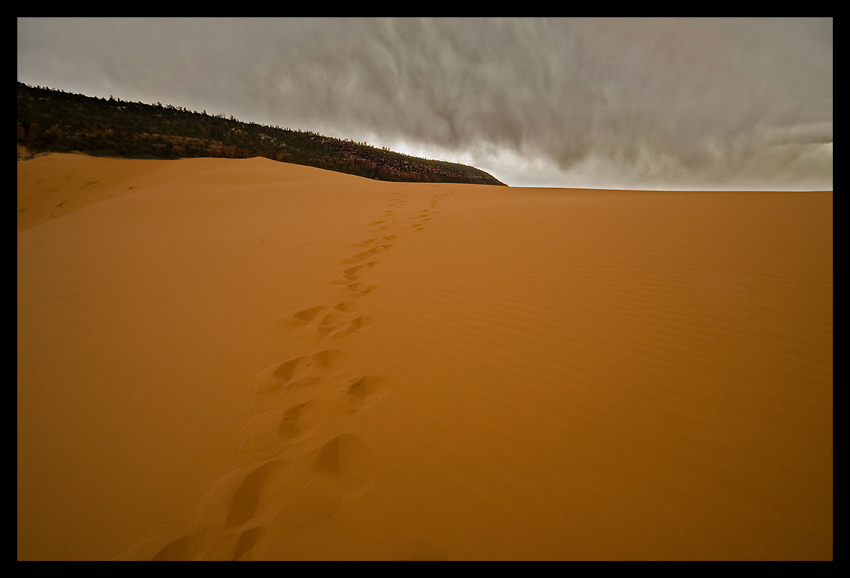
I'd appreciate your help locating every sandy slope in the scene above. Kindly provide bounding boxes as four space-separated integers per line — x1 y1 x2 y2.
17 154 832 560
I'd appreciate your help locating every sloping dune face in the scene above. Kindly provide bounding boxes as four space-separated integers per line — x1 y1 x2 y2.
18 154 832 560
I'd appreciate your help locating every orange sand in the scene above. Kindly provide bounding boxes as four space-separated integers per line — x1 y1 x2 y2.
17 154 833 560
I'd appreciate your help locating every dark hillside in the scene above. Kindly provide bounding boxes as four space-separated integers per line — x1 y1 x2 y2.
17 83 506 186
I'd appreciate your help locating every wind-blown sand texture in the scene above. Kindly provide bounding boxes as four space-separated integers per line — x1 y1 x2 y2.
18 154 832 560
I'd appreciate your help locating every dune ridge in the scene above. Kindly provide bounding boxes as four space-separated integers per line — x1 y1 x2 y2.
18 154 832 560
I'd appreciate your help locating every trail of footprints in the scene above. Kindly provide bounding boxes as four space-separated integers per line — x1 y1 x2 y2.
117 188 450 560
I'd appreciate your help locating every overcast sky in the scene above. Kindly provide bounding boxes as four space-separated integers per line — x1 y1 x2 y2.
18 17 832 190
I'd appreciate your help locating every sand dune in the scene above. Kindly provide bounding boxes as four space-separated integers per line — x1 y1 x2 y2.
17 154 832 560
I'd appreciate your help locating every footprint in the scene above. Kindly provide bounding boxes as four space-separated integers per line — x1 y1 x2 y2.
271 305 328 336
343 315 375 335
339 251 372 264
181 527 271 561
238 400 323 459
350 238 379 248
292 306 326 323
149 531 210 561
331 261 377 285
315 311 349 336
313 348 349 370
277 401 322 442
224 461 289 529
276 433 378 527
382 235 397 240
307 303 359 329
340 375 390 412
343 265 366 280
312 434 377 495
331 300 360 313
252 356 311 393
113 524 191 561
337 261 379 282
316 303 374 338
277 305 361 336
251 349 349 394
191 460 292 537
229 526 270 561
345 283 378 297
141 460 284 561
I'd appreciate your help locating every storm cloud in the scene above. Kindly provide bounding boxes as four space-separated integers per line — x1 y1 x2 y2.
17 17 832 189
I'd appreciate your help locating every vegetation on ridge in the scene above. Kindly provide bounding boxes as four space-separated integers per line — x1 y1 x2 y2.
17 82 506 186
